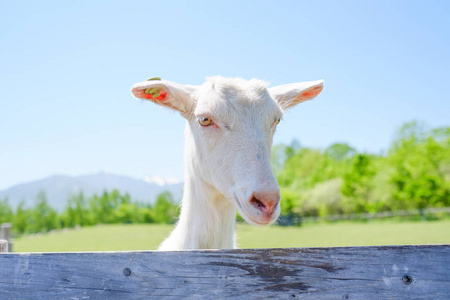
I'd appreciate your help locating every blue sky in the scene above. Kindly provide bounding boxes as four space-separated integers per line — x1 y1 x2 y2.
1 0 449 190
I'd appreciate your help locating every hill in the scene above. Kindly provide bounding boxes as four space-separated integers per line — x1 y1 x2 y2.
0 173 183 211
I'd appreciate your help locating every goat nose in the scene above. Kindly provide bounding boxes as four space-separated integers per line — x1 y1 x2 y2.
250 190 281 215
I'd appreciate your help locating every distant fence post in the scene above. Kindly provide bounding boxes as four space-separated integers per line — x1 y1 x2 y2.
0 240 7 253
277 213 302 226
1 223 12 252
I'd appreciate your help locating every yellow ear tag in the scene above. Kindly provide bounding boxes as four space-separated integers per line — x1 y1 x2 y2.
143 77 167 100
144 87 160 96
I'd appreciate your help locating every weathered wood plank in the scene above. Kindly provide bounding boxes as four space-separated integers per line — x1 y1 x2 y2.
1 245 449 299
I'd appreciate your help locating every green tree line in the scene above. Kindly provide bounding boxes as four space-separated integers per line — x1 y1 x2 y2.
0 190 179 235
273 121 450 217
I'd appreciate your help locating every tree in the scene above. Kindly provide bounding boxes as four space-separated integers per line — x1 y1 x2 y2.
30 191 59 233
271 140 301 175
325 143 356 161
63 192 89 228
13 201 30 234
389 133 450 209
115 202 140 224
153 191 179 224
279 187 302 215
391 120 428 150
88 190 121 224
0 198 13 224
341 154 376 213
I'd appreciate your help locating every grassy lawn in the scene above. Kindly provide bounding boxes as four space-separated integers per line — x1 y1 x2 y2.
12 220 450 252
236 220 450 248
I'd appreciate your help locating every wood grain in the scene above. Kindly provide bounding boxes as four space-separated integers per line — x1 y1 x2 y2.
1 245 449 299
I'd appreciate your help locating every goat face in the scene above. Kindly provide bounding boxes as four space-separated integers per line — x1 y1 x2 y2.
131 76 324 225
189 78 282 225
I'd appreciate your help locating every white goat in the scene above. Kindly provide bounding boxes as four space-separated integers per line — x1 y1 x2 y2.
131 76 323 250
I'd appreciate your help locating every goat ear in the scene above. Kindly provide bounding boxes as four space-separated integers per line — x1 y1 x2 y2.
269 79 324 109
131 78 197 116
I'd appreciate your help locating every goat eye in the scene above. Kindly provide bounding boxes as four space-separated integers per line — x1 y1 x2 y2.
198 116 213 126
275 118 281 125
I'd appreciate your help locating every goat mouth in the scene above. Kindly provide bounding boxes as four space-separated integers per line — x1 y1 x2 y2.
232 195 273 225
247 216 271 225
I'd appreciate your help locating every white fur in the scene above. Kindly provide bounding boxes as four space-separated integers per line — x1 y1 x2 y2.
131 76 324 250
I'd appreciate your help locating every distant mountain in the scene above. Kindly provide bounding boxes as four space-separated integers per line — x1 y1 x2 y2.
0 173 183 211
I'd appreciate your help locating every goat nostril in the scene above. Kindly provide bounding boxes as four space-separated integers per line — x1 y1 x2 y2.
250 197 266 210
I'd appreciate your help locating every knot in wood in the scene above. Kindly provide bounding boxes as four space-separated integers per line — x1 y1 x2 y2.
123 267 132 276
402 275 413 285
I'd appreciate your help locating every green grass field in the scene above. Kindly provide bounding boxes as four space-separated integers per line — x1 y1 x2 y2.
12 220 450 252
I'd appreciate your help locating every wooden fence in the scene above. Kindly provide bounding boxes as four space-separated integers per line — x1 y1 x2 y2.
278 207 450 226
1 245 449 299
